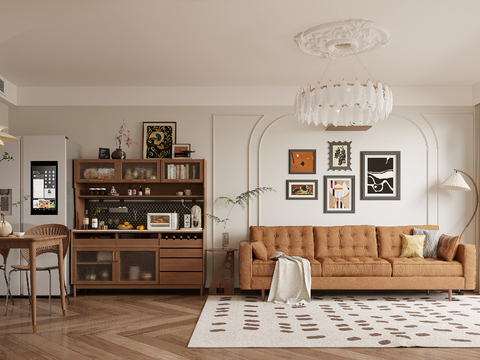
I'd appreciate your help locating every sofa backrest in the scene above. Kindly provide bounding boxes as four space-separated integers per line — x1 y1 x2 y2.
377 225 439 257
249 226 314 259
314 225 377 258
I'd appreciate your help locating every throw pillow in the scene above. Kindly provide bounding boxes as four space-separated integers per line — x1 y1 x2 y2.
399 234 425 258
251 241 268 261
413 227 442 258
437 234 460 261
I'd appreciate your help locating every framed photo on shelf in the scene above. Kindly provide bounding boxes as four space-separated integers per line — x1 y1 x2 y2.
286 179 318 200
142 122 177 159
288 149 316 174
324 175 355 213
98 148 110 159
360 151 401 200
328 141 352 171
172 143 191 159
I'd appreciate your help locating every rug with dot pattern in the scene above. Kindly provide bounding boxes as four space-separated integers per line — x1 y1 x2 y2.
188 292 480 347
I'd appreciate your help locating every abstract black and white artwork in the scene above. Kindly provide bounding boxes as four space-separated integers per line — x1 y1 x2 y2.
360 151 401 200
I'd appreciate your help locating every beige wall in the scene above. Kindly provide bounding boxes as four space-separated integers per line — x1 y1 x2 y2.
8 105 477 287
0 102 8 127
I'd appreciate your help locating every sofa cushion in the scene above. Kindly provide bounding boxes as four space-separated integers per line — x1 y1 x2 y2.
437 234 460 261
314 225 377 258
399 234 425 258
318 257 392 277
413 227 442 258
384 257 463 277
377 225 439 258
250 226 314 258
251 241 267 261
252 257 321 277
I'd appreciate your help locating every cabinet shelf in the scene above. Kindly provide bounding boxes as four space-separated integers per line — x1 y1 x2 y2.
77 262 112 265
77 195 204 199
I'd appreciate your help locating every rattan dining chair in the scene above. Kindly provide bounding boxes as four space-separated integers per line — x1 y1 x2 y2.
8 224 71 315
1 248 14 315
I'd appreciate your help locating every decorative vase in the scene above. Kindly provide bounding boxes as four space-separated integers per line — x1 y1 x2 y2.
0 212 12 237
222 232 229 250
111 148 126 159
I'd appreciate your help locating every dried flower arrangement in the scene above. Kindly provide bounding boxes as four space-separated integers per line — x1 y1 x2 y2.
115 120 137 149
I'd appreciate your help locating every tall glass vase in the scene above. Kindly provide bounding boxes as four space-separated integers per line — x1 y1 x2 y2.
222 232 229 249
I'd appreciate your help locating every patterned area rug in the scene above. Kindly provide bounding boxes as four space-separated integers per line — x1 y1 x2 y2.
188 292 480 348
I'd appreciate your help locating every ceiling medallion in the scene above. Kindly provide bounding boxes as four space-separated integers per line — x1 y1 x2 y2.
294 19 390 58
294 19 393 127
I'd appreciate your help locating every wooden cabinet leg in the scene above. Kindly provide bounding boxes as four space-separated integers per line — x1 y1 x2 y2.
448 289 452 301
261 289 265 301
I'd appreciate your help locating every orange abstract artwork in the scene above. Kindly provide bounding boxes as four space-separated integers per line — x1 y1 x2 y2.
289 150 316 174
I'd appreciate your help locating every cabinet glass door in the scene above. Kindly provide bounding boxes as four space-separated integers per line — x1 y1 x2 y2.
75 250 114 283
77 161 116 181
120 161 159 181
117 249 158 283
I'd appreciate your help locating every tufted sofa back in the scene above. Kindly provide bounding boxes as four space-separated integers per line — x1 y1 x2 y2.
249 226 314 258
314 225 377 258
376 225 439 257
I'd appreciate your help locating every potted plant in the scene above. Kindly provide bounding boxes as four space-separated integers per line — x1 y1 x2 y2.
112 120 137 159
207 187 275 249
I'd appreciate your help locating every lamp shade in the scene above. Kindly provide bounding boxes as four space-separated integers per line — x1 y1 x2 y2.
439 172 471 191
0 125 19 146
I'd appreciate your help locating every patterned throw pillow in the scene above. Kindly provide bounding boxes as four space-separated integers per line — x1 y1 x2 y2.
399 234 425 258
413 228 442 258
251 241 268 261
437 234 460 261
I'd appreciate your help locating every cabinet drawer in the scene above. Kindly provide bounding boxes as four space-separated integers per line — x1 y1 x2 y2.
160 249 203 258
116 239 159 246
73 239 115 246
160 258 202 271
160 238 202 248
160 272 203 284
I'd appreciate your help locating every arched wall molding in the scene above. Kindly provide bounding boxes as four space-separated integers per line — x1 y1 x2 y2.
249 112 438 226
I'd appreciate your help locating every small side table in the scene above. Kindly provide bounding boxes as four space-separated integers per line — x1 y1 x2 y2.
206 248 237 295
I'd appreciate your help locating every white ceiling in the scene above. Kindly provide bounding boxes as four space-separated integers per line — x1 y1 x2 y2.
1 0 480 88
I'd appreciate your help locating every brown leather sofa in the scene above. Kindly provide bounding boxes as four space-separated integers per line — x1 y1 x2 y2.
239 225 476 301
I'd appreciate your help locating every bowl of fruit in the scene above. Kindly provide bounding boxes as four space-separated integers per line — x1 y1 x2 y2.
118 221 134 229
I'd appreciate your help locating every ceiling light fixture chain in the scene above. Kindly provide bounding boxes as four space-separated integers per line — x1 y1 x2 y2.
294 19 393 128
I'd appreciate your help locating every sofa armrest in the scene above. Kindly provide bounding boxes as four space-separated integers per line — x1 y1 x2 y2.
455 243 476 290
239 240 253 290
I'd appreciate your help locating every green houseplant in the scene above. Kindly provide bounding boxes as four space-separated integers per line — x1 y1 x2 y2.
207 187 275 249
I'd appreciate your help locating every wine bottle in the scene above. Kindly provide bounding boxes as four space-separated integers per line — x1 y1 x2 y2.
83 209 89 230
128 185 133 196
138 185 143 196
91 212 98 230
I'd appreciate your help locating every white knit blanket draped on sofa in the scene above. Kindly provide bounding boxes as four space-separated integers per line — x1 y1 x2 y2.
267 251 311 305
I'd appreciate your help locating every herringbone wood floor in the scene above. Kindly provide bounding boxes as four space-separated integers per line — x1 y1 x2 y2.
0 290 479 360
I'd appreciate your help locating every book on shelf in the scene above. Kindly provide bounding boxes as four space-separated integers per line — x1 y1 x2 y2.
166 164 190 180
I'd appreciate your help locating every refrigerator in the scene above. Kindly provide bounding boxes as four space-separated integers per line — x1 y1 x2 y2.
0 135 81 296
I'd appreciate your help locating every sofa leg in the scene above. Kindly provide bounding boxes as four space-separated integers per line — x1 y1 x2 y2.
448 289 452 301
261 289 265 301
426 290 429 295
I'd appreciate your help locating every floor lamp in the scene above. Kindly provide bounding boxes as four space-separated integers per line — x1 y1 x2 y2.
439 169 479 241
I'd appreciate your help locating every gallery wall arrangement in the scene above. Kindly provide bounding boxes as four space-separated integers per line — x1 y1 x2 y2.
286 142 401 214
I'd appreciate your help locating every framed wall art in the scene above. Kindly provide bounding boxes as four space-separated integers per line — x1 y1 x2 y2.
324 175 355 213
328 141 352 171
286 180 318 200
360 151 401 200
143 122 177 159
288 149 316 174
172 143 191 159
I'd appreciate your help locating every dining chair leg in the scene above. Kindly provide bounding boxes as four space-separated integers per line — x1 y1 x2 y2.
64 282 70 305
3 270 14 305
26 272 31 305
6 270 16 315
48 269 52 316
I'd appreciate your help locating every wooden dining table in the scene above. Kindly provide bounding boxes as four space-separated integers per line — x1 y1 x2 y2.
0 234 66 333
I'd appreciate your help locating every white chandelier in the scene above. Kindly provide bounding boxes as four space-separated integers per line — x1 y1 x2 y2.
294 19 393 127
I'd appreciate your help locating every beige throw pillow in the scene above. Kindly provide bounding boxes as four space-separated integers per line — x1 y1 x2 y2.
399 234 425 258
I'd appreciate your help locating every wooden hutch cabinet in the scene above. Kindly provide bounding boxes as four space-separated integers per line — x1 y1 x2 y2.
71 159 206 295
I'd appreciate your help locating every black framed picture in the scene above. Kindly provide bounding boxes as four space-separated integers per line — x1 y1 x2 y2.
328 141 352 171
286 180 318 200
98 148 110 159
360 151 401 200
324 175 355 213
